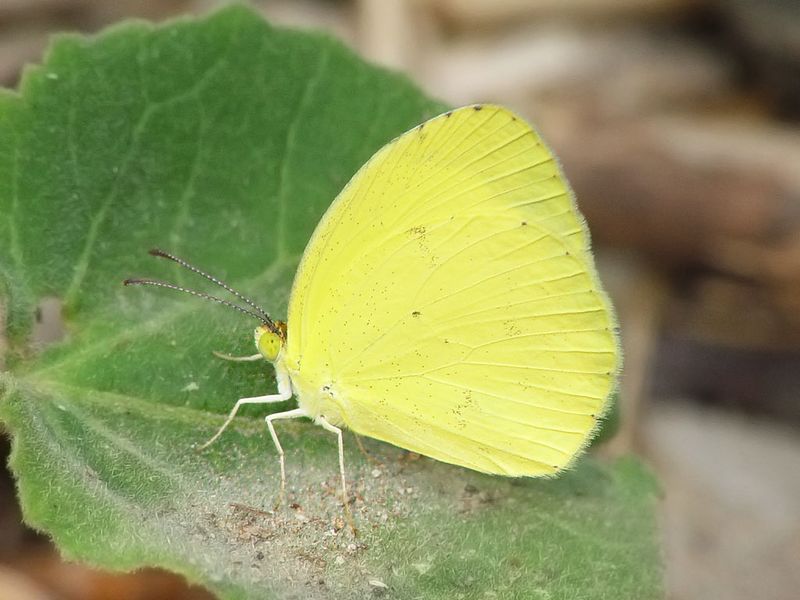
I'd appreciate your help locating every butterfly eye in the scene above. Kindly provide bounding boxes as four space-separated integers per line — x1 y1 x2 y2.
255 327 282 362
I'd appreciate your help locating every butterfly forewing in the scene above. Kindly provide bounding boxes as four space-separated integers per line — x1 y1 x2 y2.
285 105 618 476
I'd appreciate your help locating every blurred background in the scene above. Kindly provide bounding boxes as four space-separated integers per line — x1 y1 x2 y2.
1 1 799 598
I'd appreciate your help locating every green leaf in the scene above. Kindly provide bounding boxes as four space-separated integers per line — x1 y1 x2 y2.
0 6 662 599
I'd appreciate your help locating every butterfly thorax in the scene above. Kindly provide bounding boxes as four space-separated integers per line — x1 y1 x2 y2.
283 356 348 428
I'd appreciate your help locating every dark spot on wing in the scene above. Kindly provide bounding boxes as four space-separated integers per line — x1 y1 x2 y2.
474 105 483 111
411 311 421 318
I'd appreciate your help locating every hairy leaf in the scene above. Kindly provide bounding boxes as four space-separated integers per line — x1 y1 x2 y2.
0 7 661 599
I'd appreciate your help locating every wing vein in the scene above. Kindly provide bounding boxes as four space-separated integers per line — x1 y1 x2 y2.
424 268 585 310
420 374 594 419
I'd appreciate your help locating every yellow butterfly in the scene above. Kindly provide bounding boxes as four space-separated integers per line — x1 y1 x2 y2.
126 104 619 509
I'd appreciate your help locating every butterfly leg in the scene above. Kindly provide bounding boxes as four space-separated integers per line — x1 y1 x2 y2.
353 433 384 467
317 416 357 534
265 408 308 508
196 366 293 451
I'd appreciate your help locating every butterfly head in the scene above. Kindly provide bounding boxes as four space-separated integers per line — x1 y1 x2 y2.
125 249 285 361
255 321 286 363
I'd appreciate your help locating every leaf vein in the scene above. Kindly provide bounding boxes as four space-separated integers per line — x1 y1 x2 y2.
275 45 332 258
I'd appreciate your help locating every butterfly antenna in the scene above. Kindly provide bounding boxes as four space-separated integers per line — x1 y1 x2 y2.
148 248 273 324
123 278 269 323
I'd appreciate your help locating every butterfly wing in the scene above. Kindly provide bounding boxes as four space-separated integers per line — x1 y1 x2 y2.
284 105 619 476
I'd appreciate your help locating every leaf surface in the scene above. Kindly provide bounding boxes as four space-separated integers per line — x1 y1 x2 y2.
0 7 661 599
